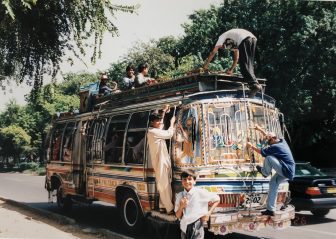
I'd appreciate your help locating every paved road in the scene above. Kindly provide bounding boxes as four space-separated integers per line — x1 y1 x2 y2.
1 172 336 239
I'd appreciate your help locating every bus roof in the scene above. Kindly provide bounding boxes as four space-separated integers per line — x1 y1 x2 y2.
93 72 269 109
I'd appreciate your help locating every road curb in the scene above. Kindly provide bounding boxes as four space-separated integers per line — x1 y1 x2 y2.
0 196 133 239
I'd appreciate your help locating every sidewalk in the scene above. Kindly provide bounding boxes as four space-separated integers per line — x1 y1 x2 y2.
0 200 79 239
0 198 133 239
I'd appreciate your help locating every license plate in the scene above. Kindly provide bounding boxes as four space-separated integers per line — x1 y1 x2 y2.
327 188 336 193
243 193 263 206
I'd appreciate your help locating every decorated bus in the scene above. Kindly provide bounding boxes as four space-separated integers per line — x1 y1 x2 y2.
45 72 295 236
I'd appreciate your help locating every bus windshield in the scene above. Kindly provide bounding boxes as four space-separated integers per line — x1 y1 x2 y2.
173 101 283 166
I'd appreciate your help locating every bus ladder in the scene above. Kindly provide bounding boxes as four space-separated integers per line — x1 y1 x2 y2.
242 82 266 216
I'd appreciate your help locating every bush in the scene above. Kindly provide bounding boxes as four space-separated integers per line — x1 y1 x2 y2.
36 167 46 176
19 162 28 172
19 162 40 172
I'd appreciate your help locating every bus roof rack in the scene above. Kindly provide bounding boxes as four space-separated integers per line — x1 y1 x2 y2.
92 72 267 110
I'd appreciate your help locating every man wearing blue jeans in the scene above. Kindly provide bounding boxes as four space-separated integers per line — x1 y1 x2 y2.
246 125 295 216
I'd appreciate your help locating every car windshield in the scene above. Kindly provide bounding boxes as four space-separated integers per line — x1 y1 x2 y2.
295 163 327 177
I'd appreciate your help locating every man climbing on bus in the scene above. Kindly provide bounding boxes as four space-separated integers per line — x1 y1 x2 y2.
246 124 295 216
203 28 262 98
147 110 176 214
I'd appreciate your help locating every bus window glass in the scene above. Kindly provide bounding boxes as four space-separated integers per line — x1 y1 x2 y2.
86 118 108 163
128 111 149 129
250 105 282 164
51 124 66 161
62 122 77 162
105 115 129 164
174 106 202 165
205 103 247 163
125 112 149 164
251 105 282 137
85 120 94 162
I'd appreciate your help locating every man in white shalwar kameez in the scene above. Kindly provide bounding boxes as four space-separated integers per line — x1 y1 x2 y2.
147 112 175 214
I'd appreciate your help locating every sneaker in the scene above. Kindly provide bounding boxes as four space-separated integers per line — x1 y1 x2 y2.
256 165 267 178
249 83 262 98
261 209 275 216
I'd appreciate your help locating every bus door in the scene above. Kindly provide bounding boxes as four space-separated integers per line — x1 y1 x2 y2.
69 120 85 194
85 117 108 198
58 121 81 193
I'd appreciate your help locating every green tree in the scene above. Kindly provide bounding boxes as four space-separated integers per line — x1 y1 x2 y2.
180 0 336 166
0 125 31 166
106 40 175 86
0 0 137 92
125 40 175 78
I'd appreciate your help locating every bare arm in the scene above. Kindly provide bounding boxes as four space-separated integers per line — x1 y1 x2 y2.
246 142 261 154
255 124 267 137
226 49 239 75
203 46 220 69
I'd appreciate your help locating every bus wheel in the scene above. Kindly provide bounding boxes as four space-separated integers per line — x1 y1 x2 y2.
56 185 72 211
119 191 144 233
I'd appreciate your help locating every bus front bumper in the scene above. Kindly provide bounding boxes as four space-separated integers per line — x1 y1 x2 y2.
208 205 295 235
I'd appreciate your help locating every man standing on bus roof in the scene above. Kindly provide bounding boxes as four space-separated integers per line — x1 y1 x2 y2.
203 28 262 98
147 112 176 214
246 125 295 216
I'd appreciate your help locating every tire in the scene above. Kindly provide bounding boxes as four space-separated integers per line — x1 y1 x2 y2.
56 185 72 211
311 209 330 217
119 191 144 233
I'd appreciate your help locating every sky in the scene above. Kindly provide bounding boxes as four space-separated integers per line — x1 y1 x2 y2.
0 0 223 111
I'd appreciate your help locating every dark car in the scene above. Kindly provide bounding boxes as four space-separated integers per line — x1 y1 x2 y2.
289 162 336 217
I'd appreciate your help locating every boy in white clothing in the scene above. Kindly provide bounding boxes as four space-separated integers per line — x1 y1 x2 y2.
175 170 220 239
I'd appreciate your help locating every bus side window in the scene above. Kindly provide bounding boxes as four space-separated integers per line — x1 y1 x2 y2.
175 108 196 165
86 118 108 163
51 124 65 161
125 112 149 165
62 122 77 162
105 115 129 164
94 118 108 162
86 120 95 162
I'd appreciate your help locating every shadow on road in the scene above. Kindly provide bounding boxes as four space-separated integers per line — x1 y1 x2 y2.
26 201 335 239
23 201 273 239
291 212 336 227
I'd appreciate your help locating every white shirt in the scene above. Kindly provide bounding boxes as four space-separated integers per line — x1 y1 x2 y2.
175 187 220 233
147 126 174 190
215 28 256 48
135 73 150 87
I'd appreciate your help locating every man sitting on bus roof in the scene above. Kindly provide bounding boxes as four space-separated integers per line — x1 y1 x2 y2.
99 73 118 95
147 111 176 214
122 64 136 90
135 63 157 88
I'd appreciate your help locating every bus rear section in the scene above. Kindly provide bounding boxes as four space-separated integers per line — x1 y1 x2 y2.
171 93 295 235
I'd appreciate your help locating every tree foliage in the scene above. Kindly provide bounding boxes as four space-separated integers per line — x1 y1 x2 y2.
0 125 31 164
180 0 336 165
0 0 137 91
1 0 335 167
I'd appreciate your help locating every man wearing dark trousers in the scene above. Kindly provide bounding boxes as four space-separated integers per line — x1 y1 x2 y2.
203 28 262 97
